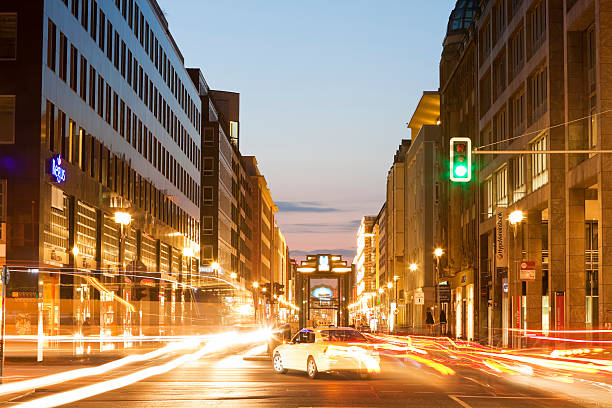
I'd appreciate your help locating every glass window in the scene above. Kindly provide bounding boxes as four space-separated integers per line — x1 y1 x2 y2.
530 134 548 191
495 166 508 208
0 96 16 144
203 157 214 176
320 329 368 343
512 155 526 202
0 13 17 60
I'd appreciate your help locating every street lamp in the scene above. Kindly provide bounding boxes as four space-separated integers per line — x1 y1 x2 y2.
387 282 393 289
508 209 524 347
230 272 237 279
211 261 220 271
409 263 418 272
252 281 259 289
434 248 444 336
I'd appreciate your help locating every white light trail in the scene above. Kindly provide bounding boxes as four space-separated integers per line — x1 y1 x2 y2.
0 339 200 397
13 330 269 408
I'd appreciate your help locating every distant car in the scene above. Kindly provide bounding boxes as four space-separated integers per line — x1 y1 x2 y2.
358 325 372 333
272 327 380 379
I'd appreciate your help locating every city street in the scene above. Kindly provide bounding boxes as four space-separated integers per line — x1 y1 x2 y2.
0 337 605 408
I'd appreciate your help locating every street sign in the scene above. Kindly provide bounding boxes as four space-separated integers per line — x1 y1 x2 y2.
520 261 536 281
439 284 451 303
414 292 424 305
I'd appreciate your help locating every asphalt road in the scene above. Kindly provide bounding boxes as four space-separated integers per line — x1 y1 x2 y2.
0 343 601 408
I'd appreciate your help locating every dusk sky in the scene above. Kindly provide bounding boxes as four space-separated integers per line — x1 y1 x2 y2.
157 0 456 259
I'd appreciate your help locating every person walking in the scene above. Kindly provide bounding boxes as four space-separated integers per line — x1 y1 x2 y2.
425 309 435 336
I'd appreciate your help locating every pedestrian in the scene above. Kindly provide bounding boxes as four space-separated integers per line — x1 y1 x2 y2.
439 310 447 336
426 309 434 335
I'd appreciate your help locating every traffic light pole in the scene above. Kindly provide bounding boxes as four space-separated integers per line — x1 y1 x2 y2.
472 149 612 154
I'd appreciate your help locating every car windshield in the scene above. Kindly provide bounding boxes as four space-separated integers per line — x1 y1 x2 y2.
320 329 368 342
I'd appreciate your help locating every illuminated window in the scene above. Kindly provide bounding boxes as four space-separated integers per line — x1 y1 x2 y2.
0 96 15 144
512 155 525 202
495 166 508 208
530 134 548 191
0 13 17 60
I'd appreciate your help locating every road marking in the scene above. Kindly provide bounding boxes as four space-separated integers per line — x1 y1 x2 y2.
464 376 496 396
449 395 473 408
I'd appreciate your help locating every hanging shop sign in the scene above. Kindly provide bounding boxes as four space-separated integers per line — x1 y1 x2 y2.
495 208 507 267
414 291 425 305
49 155 66 183
519 261 536 281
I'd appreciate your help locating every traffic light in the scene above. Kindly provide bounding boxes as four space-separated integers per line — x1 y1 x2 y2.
450 137 472 182
262 283 271 295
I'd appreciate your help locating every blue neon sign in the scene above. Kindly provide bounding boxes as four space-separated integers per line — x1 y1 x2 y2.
312 286 333 300
50 155 66 183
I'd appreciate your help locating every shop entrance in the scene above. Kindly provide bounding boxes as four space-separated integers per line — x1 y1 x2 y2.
309 308 337 327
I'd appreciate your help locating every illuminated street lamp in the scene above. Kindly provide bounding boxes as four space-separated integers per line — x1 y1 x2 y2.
509 210 524 237
378 288 384 294
230 272 237 279
387 282 393 289
114 211 132 226
409 263 418 272
252 281 259 289
434 247 444 335
508 209 524 348
182 247 194 258
72 246 80 257
211 261 220 270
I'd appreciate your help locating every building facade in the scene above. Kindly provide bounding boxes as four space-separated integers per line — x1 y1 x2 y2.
0 0 202 340
403 92 441 332
440 1 480 341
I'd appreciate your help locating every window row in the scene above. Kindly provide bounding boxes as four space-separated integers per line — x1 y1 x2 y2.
53 0 201 148
484 134 548 217
46 100 200 243
46 22 201 202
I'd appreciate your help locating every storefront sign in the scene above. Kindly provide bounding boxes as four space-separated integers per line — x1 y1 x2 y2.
519 261 536 281
495 209 507 267
76 256 94 269
439 283 451 303
414 291 424 305
43 247 67 266
49 155 66 183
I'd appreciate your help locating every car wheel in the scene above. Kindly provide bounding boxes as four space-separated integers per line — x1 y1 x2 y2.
273 353 288 374
307 356 318 379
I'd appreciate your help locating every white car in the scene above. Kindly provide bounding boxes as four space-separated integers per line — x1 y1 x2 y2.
272 327 380 379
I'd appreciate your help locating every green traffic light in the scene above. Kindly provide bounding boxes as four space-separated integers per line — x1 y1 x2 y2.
454 164 468 178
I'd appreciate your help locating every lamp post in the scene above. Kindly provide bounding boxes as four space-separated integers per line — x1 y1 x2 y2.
252 282 259 324
508 210 524 348
114 211 132 337
386 282 393 332
434 248 443 336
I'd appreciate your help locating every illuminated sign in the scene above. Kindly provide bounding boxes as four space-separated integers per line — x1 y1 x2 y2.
318 255 330 271
50 155 66 183
312 286 333 300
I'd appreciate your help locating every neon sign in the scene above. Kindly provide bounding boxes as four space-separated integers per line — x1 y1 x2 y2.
312 286 333 300
50 155 66 183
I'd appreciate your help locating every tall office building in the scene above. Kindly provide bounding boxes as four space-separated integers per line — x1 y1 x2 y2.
0 0 202 338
